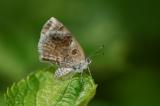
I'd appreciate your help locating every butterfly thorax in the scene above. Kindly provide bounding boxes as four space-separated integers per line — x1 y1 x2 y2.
55 58 91 77
72 58 91 71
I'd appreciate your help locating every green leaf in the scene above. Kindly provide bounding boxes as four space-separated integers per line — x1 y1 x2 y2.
5 67 97 106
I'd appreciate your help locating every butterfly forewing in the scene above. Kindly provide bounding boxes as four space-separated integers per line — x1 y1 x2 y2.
38 17 86 69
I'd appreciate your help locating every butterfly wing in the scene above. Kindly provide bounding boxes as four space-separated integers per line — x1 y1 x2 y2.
38 17 86 68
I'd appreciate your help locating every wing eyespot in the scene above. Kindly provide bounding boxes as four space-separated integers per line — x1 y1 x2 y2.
72 49 78 55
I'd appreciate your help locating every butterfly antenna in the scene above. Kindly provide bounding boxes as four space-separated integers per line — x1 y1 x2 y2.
88 45 104 59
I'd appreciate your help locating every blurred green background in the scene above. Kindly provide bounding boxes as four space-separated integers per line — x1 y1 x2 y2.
0 0 160 106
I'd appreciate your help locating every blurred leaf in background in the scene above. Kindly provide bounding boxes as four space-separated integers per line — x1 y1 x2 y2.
0 0 160 106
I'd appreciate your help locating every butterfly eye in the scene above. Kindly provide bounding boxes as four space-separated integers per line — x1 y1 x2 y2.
72 49 78 55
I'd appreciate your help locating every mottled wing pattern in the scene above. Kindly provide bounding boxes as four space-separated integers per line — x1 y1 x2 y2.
38 17 71 66
38 17 86 69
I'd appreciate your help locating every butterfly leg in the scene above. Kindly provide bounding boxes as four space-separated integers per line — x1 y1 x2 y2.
87 67 92 77
80 72 84 84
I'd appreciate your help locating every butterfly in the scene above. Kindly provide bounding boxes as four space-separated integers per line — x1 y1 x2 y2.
38 17 91 78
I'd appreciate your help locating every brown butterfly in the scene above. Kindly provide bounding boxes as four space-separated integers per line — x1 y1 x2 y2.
38 17 91 78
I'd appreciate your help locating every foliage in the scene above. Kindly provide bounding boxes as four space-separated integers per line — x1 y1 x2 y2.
5 68 97 106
